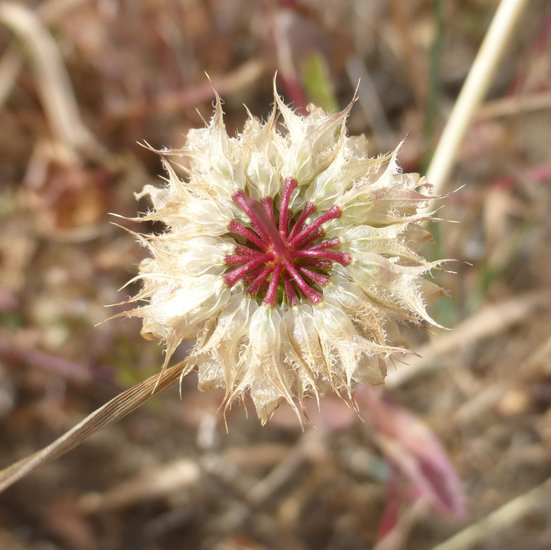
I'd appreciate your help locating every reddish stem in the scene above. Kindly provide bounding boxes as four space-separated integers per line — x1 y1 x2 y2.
288 201 316 241
279 177 298 235
232 190 272 243
288 205 341 248
283 259 321 304
228 220 265 250
297 227 325 248
282 271 299 306
292 249 352 266
262 197 276 225
224 253 274 287
298 266 330 286
299 258 332 270
234 244 262 256
263 263 283 306
247 264 275 296
306 237 340 251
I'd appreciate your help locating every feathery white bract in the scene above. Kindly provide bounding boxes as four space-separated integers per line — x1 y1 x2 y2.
122 87 445 424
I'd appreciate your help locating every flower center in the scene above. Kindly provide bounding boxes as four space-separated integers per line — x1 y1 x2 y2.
223 177 352 306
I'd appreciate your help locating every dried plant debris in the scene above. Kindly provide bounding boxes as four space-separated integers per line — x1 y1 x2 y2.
1 1 551 549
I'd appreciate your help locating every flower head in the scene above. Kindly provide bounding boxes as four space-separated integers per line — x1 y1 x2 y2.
121 85 446 424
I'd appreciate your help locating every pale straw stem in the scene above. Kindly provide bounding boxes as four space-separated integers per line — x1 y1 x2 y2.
427 0 529 195
431 476 551 550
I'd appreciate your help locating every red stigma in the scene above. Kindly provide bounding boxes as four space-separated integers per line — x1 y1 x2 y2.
223 178 351 306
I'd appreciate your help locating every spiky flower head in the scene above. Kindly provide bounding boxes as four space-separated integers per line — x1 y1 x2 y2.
121 85 446 424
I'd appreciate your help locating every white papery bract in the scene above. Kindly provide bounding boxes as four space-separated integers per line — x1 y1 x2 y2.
121 87 446 424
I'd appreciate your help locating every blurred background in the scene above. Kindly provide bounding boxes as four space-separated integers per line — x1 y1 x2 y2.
1 0 551 549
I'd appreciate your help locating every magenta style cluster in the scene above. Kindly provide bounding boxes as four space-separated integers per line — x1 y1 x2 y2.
224 177 352 306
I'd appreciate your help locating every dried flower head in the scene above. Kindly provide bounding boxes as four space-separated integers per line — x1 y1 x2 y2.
120 85 446 424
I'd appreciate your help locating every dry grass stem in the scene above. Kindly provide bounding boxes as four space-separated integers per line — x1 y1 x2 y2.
431 477 551 550
387 290 551 388
427 0 530 195
123 58 266 118
79 458 200 514
0 2 100 156
0 362 185 493
477 90 551 120
0 0 86 109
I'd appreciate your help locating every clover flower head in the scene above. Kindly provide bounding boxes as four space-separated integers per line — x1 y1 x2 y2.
121 84 446 424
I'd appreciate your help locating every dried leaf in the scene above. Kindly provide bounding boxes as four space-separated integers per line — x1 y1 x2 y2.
359 388 466 517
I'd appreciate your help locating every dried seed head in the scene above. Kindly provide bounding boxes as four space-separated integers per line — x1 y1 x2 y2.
120 84 447 424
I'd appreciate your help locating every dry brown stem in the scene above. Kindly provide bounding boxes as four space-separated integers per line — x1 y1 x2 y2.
431 477 551 550
0 2 101 157
387 290 551 388
0 361 185 493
